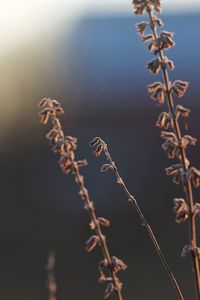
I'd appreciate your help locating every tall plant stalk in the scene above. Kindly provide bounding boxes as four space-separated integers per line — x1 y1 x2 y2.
90 137 184 300
133 1 200 298
38 98 127 300
46 251 57 300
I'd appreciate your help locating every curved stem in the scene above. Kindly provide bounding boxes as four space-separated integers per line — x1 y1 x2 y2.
101 141 184 300
148 9 200 299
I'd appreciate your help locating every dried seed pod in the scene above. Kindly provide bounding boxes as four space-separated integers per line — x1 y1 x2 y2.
158 31 175 51
111 256 128 273
147 82 162 93
136 21 147 35
39 107 51 124
193 203 200 218
188 167 200 188
173 198 189 224
85 235 100 252
182 135 197 147
151 87 165 104
172 80 189 97
147 58 161 74
151 0 161 12
98 217 110 227
163 56 175 70
142 34 153 42
52 140 65 154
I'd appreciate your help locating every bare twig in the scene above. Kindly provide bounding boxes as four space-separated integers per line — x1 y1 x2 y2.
38 98 127 300
90 137 184 300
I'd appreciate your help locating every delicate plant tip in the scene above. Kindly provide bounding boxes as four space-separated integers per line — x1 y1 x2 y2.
172 80 189 98
90 137 101 147
104 283 115 299
173 198 189 224
85 235 100 252
181 244 192 258
101 164 113 172
98 217 110 227
151 86 165 104
147 58 161 74
193 203 200 218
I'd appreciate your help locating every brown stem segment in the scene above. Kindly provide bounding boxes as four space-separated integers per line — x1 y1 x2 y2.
99 139 184 300
72 161 123 300
148 9 200 299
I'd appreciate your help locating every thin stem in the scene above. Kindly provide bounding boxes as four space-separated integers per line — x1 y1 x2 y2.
148 10 200 299
72 161 124 300
98 139 184 300
46 251 57 300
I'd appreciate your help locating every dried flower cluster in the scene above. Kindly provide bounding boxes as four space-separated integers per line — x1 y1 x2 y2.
90 137 184 300
133 0 200 298
39 98 127 300
46 251 57 300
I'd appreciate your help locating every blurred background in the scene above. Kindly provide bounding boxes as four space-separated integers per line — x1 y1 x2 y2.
0 0 200 299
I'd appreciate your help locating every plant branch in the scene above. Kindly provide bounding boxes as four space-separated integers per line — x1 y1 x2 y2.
38 98 126 300
147 8 200 299
90 137 184 300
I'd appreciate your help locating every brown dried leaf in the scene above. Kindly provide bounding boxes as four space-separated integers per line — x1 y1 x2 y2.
172 80 189 97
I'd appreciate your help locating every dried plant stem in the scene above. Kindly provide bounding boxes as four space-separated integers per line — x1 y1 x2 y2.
46 251 57 300
147 9 200 298
72 162 124 300
90 137 184 300
38 98 127 300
